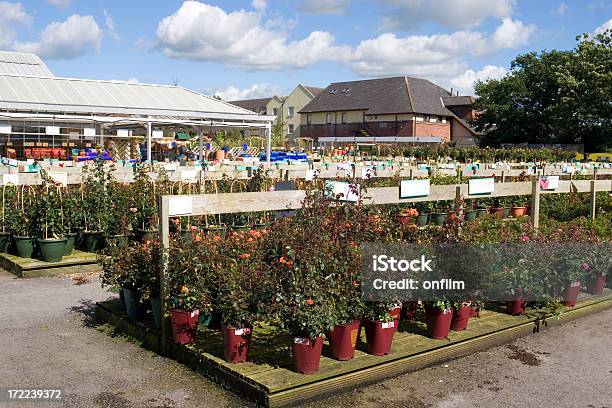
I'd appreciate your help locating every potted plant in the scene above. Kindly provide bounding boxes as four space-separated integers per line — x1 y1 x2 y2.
8 186 38 258
137 240 162 328
81 158 112 252
584 244 609 295
509 196 527 218
363 302 397 356
35 172 68 262
99 243 142 320
62 186 84 256
132 166 170 242
414 201 434 226
450 301 471 331
0 185 17 253
424 300 453 339
430 202 449 226
463 199 477 221
396 207 418 225
106 181 134 248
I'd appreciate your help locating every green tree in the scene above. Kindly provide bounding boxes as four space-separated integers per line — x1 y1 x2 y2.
474 30 611 151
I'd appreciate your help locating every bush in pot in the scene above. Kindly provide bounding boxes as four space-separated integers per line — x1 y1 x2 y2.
362 301 397 355
136 240 162 328
35 171 68 262
99 243 142 319
106 180 135 249
131 166 170 242
0 184 17 252
81 158 113 252
7 186 38 258
61 186 84 255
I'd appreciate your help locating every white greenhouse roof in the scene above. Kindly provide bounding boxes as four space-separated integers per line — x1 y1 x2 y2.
0 74 274 123
0 51 54 76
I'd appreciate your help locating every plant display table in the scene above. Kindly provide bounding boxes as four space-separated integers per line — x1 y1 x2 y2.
0 250 99 278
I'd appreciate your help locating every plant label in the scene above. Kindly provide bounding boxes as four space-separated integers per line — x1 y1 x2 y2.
539 176 559 190
361 167 373 179
180 170 198 183
305 169 315 181
205 165 216 172
571 281 580 287
2 174 19 186
400 179 430 198
8 159 18 167
382 321 395 329
48 172 68 186
325 180 360 202
168 196 193 216
468 178 495 195
235 328 251 336
163 163 177 172
293 337 310 345
337 163 350 170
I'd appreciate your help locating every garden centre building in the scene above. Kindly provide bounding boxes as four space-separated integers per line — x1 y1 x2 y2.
0 51 275 161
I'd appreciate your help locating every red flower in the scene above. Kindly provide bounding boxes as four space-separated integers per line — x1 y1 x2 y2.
240 253 251 259
306 298 314 306
581 262 590 271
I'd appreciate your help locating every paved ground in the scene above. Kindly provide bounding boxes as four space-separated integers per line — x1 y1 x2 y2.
1 270 611 408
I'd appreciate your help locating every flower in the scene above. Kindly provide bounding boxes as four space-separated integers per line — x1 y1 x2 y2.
306 298 314 305
520 234 529 242
581 262 590 271
181 285 190 294
406 208 419 217
213 235 221 242
190 225 198 231
129 207 137 213
239 253 251 259
194 234 202 242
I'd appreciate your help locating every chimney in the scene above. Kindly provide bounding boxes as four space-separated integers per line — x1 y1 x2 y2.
450 87 453 95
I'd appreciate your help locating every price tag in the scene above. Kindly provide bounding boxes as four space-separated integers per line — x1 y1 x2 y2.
539 176 559 190
234 328 251 336
293 337 311 345
382 321 395 329
400 179 430 198
468 178 495 195
305 169 315 181
168 196 193 216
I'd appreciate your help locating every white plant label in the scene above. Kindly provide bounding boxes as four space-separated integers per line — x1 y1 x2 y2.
571 281 580 287
361 167 373 179
8 159 18 167
2 174 19 186
235 328 251 336
190 311 197 318
83 127 96 137
48 172 68 186
400 179 430 198
180 170 198 183
382 321 395 329
305 169 315 181
168 196 193 216
325 180 360 202
468 178 495 195
163 163 177 172
293 337 310 345
539 176 559 190
45 126 60 135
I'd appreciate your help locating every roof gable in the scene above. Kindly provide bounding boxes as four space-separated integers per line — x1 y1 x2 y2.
0 51 53 77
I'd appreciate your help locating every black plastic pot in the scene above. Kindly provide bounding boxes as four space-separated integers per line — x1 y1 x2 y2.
38 238 68 262
82 231 105 253
64 232 77 256
0 231 11 253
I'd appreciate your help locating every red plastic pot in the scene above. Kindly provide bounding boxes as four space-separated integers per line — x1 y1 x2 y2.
291 336 323 374
389 305 401 332
469 303 480 318
425 307 453 339
451 305 470 331
562 282 581 307
170 309 199 344
587 274 606 295
506 300 525 315
221 325 252 363
328 321 360 361
364 320 396 356
401 301 418 321
490 207 505 219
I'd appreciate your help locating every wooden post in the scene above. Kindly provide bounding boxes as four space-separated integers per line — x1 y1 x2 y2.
589 180 597 220
454 185 462 213
158 195 171 356
531 177 540 229
501 170 506 183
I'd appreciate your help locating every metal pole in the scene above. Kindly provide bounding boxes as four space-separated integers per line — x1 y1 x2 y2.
198 127 204 162
158 195 170 356
147 120 152 163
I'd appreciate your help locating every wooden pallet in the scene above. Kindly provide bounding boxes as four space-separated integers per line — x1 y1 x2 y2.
95 290 612 407
0 250 100 278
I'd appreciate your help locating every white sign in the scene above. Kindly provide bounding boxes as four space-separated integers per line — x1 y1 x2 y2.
539 176 560 190
468 178 495 195
8 159 18 167
83 127 96 137
180 169 198 183
562 165 576 174
45 126 60 135
204 165 216 172
337 163 351 171
117 129 129 138
152 130 164 139
400 179 430 198
2 174 19 186
325 180 360 202
305 169 315 181
48 172 68 186
168 196 193 216
163 163 177 172
0 124 11 134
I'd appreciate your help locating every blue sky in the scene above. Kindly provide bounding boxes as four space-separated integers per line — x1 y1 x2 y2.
1 0 610 100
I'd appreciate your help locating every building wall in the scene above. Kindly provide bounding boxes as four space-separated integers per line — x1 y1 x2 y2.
451 120 478 146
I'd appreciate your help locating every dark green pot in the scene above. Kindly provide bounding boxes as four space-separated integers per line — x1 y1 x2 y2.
14 236 36 259
431 212 447 226
464 210 477 221
0 232 11 253
416 214 429 226
503 207 511 219
64 232 77 256
476 208 488 218
82 232 105 253
38 238 68 262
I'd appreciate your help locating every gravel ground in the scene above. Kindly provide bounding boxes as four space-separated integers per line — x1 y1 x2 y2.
1 269 611 408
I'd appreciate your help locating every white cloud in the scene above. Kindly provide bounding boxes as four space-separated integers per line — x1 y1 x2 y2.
379 0 515 30
13 14 102 59
553 2 567 16
450 65 507 94
214 83 281 101
298 0 351 15
156 1 350 69
488 18 536 50
594 18 612 35
0 1 32 48
104 9 120 42
252 0 267 12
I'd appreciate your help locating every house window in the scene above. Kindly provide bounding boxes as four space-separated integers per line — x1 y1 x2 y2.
326 113 332 124
441 116 447 123
416 116 424 122
273 108 278 116
429 116 437 122
307 114 312 125
288 106 295 117
341 112 348 124
288 124 294 134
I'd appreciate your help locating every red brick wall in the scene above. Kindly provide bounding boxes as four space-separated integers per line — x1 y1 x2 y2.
414 121 451 142
446 105 474 122
300 120 452 142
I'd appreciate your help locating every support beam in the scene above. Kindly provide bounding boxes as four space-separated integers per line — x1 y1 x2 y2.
590 180 597 220
531 177 541 229
266 122 272 163
158 195 171 356
198 128 204 162
147 120 152 163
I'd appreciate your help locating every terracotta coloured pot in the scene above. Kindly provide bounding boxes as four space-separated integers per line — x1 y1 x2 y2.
425 307 453 339
221 325 252 363
451 305 470 331
291 336 323 374
170 309 199 344
364 320 396 356
562 282 581 307
510 206 527 218
328 321 360 361
587 274 606 295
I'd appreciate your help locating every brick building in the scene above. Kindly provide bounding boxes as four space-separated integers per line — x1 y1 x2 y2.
299 77 479 146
